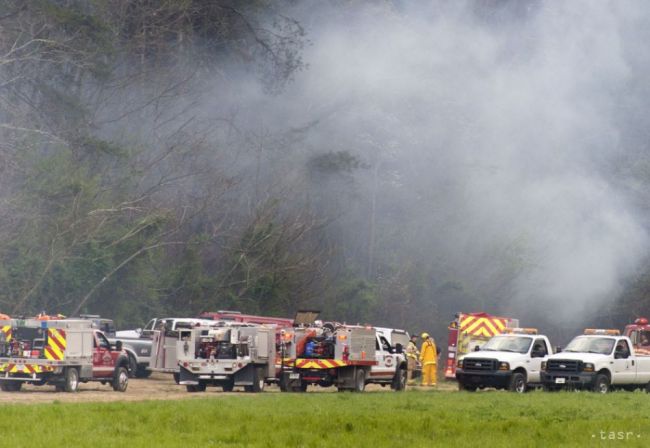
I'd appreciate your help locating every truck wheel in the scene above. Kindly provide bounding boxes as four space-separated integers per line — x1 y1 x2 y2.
458 382 477 392
0 381 21 392
222 379 234 392
64 367 79 393
392 368 407 391
135 366 152 378
508 372 527 393
112 367 129 392
252 367 265 393
593 374 610 394
127 354 138 378
353 369 366 393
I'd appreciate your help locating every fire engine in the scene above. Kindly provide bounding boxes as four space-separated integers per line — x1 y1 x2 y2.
0 317 130 392
176 322 276 392
149 312 296 382
279 322 406 392
445 312 519 379
623 317 650 356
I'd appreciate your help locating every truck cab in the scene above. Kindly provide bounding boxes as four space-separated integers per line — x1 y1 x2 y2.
541 329 650 393
456 328 551 392
372 328 408 390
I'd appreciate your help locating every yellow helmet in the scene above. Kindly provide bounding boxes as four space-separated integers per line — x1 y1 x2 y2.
421 332 429 339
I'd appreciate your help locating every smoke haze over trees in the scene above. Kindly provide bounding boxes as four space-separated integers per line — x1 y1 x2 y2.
1 0 650 344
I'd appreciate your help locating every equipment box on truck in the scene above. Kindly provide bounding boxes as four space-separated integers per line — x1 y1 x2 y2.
176 323 276 392
0 318 129 392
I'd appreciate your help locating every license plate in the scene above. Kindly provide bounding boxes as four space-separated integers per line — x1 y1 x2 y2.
289 373 300 380
555 378 566 384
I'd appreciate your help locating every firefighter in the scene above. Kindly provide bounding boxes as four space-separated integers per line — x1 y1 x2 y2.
405 334 419 385
419 333 438 387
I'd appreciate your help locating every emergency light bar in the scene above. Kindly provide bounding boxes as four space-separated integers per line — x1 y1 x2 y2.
583 329 620 336
503 328 538 335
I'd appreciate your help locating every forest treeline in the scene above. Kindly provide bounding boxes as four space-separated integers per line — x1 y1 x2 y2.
0 1 649 342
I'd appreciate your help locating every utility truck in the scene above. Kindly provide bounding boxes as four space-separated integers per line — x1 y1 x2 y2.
456 328 552 392
541 329 650 393
280 322 407 392
0 318 129 392
176 322 276 392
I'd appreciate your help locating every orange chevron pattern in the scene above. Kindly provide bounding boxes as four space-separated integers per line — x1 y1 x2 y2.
460 315 507 338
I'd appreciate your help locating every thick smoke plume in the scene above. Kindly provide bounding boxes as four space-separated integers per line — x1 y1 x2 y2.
204 0 649 328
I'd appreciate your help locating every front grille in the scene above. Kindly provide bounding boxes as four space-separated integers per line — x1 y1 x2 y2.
463 358 497 372
547 359 581 373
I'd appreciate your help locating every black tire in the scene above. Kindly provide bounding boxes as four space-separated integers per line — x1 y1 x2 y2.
353 369 366 393
64 367 79 393
112 367 129 392
222 379 234 392
458 382 477 392
593 374 610 394
292 382 308 392
250 367 265 393
127 354 138 378
0 381 21 392
135 366 152 378
392 368 407 391
508 372 527 393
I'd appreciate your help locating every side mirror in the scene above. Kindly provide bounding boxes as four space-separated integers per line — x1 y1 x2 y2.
474 345 480 352
115 340 123 351
395 343 403 354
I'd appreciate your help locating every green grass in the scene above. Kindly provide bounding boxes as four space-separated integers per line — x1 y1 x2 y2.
1 390 649 447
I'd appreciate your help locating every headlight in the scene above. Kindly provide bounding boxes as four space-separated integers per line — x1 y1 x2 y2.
456 359 463 369
583 363 595 372
541 361 547 371
498 362 510 371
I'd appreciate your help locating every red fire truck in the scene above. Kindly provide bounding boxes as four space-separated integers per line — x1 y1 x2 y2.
444 312 519 379
623 317 650 356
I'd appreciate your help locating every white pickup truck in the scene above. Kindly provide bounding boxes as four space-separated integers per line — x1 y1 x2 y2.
541 329 650 393
456 329 552 393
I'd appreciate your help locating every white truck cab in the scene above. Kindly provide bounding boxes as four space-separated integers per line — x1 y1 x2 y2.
456 328 552 393
541 329 650 393
372 328 408 390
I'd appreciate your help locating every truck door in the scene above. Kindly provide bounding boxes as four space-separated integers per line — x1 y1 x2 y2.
93 332 115 378
612 340 635 384
371 335 395 380
528 338 548 383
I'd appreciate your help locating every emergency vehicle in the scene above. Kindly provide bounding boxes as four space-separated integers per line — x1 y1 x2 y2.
456 328 552 392
623 317 650 356
0 318 129 392
176 322 276 392
445 312 519 379
279 322 406 392
541 329 650 393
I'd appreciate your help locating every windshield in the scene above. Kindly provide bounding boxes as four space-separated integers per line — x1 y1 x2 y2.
563 337 615 355
481 336 532 354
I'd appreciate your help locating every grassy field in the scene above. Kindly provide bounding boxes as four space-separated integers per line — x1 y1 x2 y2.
1 389 648 447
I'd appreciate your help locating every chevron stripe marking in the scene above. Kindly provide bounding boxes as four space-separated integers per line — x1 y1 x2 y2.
48 329 67 352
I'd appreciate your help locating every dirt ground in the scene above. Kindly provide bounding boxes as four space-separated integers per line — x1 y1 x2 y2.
0 373 457 404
